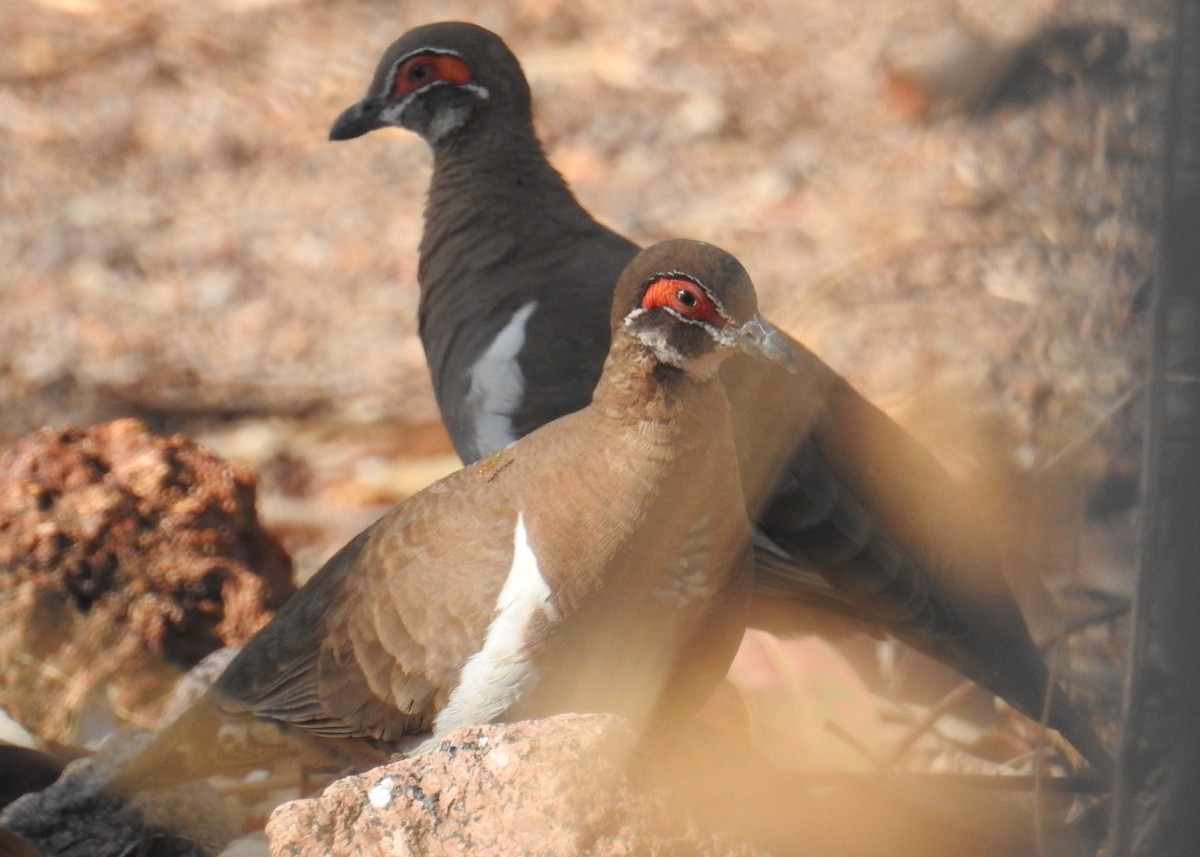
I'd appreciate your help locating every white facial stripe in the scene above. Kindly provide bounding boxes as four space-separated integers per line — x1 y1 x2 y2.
465 300 538 459
426 105 469 145
380 102 407 126
623 271 743 368
622 305 726 373
380 80 490 133
384 46 467 97
433 513 557 736
381 45 491 129
626 320 687 367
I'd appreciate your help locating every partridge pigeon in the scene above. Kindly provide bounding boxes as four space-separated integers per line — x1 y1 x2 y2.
113 240 788 788
327 21 1113 775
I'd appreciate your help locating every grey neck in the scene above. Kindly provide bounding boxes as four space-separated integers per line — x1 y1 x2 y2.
422 124 587 259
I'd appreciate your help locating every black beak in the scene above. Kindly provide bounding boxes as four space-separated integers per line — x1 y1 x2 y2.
329 96 385 141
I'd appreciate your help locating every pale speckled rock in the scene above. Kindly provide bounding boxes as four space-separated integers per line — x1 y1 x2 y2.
266 714 762 857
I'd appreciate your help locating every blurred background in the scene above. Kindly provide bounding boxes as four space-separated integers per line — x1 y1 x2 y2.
0 0 1158 574
0 0 1164 835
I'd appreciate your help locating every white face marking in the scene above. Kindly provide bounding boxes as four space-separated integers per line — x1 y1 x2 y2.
465 301 538 459
384 46 491 98
380 82 489 136
426 104 470 145
623 307 687 367
379 44 491 142
379 102 406 126
433 513 558 737
623 308 726 379
379 83 489 137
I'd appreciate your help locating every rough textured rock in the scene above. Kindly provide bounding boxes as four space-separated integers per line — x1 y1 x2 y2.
0 651 280 857
0 729 238 857
0 418 295 744
265 715 762 857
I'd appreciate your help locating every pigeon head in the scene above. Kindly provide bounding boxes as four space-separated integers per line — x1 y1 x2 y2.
613 240 796 379
329 22 533 148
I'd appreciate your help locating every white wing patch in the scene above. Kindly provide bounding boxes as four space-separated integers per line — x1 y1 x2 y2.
465 301 538 458
434 513 557 737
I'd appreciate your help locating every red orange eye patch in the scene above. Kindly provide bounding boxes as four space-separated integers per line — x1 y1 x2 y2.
641 277 722 324
393 53 474 98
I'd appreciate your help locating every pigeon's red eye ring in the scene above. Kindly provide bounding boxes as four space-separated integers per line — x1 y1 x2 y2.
393 54 473 97
642 277 721 324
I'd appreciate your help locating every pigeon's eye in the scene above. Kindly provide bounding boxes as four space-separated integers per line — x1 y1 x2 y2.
641 277 721 324
392 53 474 97
675 288 698 308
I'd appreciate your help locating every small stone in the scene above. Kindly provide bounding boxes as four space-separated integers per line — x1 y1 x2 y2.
367 776 395 809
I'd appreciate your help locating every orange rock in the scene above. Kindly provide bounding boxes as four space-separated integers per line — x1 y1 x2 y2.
0 418 294 744
266 715 762 857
